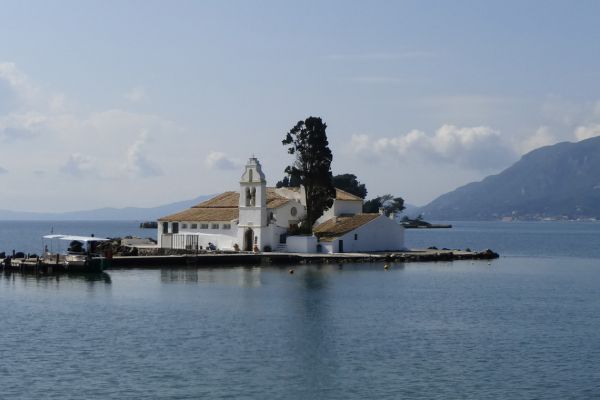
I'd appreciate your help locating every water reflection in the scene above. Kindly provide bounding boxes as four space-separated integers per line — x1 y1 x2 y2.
160 266 263 287
286 266 337 392
302 265 330 290
1 270 112 286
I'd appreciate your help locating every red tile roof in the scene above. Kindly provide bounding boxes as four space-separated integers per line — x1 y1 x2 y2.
313 213 380 241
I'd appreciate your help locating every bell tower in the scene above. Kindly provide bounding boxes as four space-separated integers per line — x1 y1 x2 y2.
238 157 267 250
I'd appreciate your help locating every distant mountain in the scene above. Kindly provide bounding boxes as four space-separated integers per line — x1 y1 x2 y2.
420 136 600 220
0 195 213 221
398 203 420 218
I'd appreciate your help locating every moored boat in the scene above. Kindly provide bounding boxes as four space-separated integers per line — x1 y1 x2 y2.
42 234 112 273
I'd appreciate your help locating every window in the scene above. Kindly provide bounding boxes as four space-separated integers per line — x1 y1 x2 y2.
223 224 231 229
191 223 198 229
290 207 297 217
211 223 219 229
354 234 358 240
200 223 209 229
181 223 188 229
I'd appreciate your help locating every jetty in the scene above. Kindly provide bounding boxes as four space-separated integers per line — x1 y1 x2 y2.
106 248 498 268
1 248 498 274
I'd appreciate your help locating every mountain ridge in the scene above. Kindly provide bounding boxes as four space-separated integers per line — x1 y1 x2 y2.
419 136 600 220
0 195 213 221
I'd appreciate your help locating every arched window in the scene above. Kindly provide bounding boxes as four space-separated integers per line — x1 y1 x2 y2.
249 169 253 182
251 187 256 206
245 188 251 206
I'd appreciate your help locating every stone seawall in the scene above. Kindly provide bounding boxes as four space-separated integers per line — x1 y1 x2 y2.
107 248 499 268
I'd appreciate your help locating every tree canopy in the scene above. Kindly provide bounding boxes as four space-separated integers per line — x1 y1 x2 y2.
281 116 335 231
363 194 405 216
332 173 367 199
275 174 300 188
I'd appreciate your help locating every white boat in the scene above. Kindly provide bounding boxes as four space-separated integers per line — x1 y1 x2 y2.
43 234 111 272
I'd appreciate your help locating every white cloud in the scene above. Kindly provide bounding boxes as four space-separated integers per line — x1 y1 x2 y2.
347 124 514 170
519 126 557 154
0 62 179 184
123 131 162 178
0 112 47 141
0 62 40 104
124 87 146 102
574 124 600 141
205 151 242 170
60 153 96 176
48 93 67 112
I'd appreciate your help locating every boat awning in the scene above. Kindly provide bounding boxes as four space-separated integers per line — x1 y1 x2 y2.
43 234 110 242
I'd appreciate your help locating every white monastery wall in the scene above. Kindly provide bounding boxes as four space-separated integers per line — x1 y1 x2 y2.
287 235 317 253
272 201 305 228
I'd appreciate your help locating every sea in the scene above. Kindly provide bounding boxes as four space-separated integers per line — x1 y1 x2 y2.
1 220 600 399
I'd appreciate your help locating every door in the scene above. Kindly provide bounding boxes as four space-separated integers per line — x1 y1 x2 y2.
244 229 254 251
338 239 344 253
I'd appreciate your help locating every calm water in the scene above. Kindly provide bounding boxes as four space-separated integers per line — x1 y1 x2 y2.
0 220 155 255
1 221 600 399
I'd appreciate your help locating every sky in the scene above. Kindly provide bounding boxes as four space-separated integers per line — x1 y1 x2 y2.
1 0 599 212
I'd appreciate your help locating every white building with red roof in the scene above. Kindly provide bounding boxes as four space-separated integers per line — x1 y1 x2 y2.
157 157 405 253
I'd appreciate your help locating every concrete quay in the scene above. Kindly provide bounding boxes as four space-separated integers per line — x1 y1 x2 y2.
107 248 499 268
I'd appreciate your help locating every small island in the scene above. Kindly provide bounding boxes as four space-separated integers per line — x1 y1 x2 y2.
400 215 452 229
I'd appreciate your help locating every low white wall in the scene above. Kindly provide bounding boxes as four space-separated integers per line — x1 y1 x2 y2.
338 216 405 252
286 235 317 253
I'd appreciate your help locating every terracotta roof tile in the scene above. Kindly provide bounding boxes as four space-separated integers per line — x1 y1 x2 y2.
191 189 290 209
159 188 291 222
159 187 362 223
313 213 380 241
158 207 239 222
192 191 239 208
